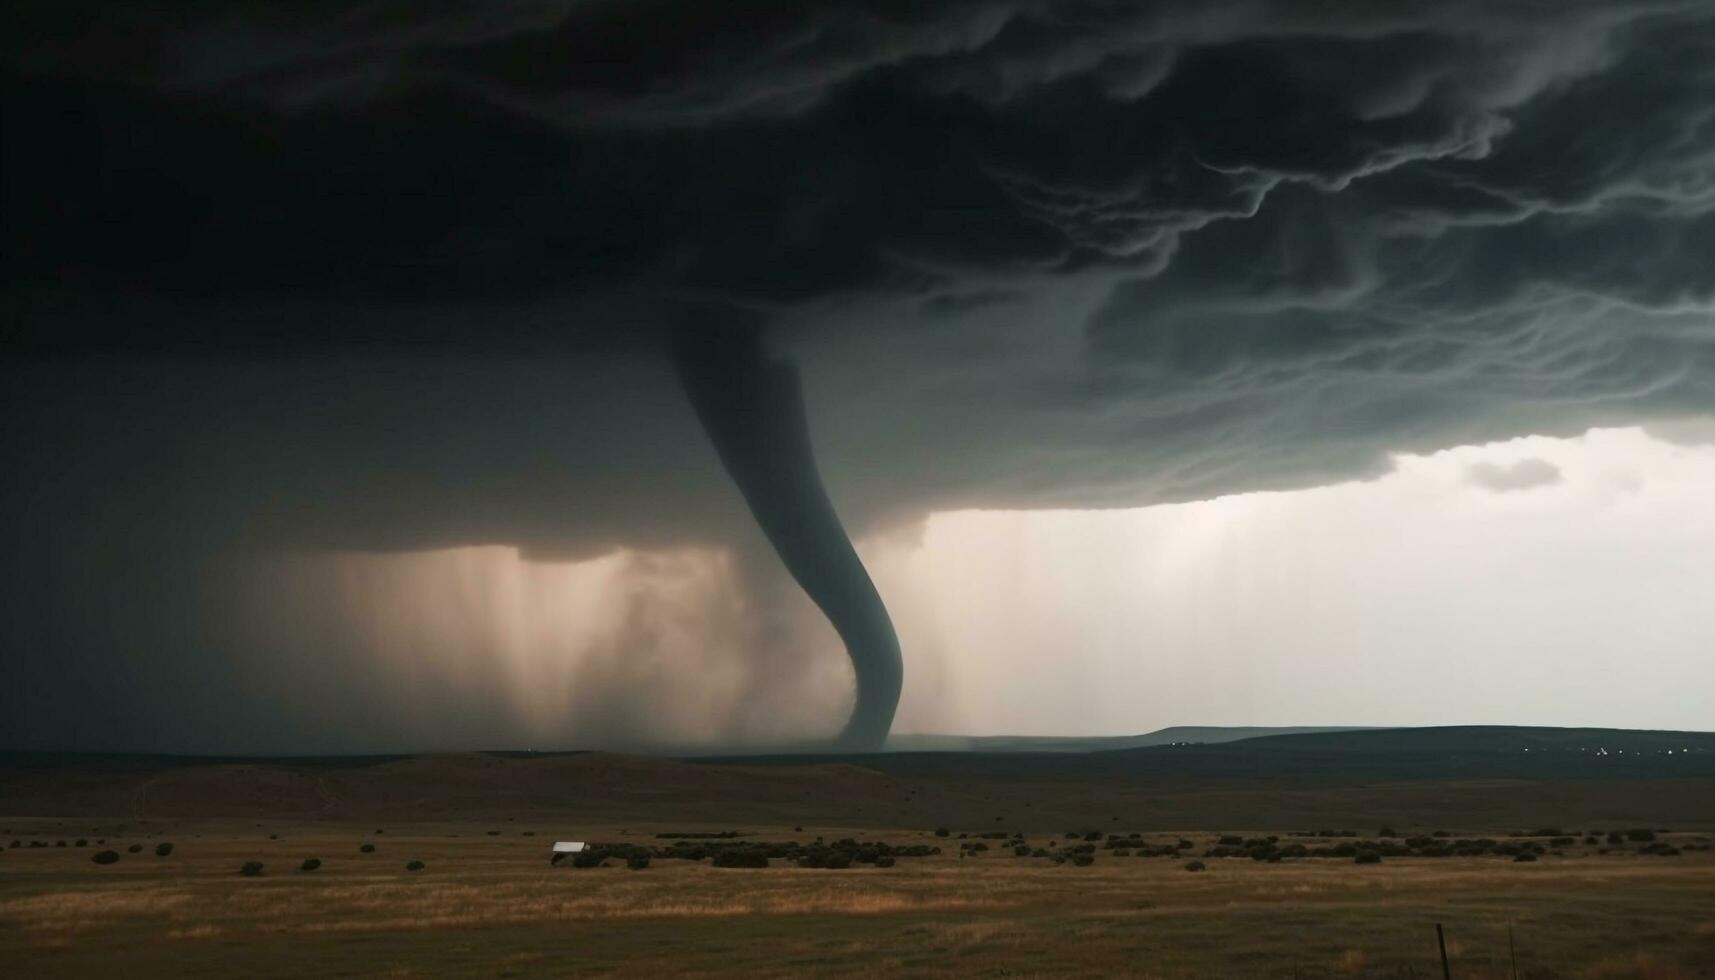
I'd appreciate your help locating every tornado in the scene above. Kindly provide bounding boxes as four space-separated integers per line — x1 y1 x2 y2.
670 313 902 751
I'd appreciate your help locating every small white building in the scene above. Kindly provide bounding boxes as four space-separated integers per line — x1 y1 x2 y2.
550 841 586 864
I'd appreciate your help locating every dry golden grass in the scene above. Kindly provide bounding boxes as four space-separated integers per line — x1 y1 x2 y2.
3 819 1713 979
1579 953 1702 980
1 871 1006 937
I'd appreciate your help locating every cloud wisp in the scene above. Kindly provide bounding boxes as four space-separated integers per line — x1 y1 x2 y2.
1464 458 1563 493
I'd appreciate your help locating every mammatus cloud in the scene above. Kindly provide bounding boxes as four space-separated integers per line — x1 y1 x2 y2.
4 1 1715 750
1463 458 1562 493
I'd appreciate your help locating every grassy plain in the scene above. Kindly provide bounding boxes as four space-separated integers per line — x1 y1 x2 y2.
4 818 1713 979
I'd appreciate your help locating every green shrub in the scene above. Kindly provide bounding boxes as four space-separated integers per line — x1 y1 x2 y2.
1514 852 1538 862
934 827 950 838
240 862 264 877
127 844 143 854
875 856 895 868
571 851 603 868
1070 854 1094 867
360 843 376 853
1626 829 1656 842
75 839 88 847
155 843 174 857
713 850 769 869
627 854 650 870
406 860 425 872
92 850 120 865
1354 852 1381 864
1184 860 1206 872
300 858 321 872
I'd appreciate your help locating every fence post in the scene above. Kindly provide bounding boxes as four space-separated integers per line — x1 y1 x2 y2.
1509 923 1518 980
1436 922 1452 980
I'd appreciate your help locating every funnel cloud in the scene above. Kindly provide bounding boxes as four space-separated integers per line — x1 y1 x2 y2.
672 313 903 749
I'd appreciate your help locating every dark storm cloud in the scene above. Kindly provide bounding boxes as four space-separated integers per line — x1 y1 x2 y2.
4 1 1715 750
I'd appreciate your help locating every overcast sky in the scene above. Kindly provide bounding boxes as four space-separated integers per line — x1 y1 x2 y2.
4 1 1714 751
874 425 1715 736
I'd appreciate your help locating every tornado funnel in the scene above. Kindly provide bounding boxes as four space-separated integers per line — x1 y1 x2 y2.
671 315 902 751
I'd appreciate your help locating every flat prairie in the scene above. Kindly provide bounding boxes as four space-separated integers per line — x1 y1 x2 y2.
4 739 1713 978
3 819 1713 979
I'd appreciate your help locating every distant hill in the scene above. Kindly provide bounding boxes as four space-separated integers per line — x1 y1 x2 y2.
3 725 1713 829
1214 725 1715 756
722 725 1715 782
883 726 1370 753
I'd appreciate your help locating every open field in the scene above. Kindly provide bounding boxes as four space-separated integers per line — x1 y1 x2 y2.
5 733 1714 978
3 819 1714 979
